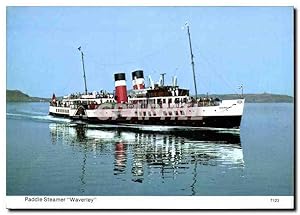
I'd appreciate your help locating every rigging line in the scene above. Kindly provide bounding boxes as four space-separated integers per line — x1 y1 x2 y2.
193 45 240 95
84 34 186 67
86 54 138 67
192 63 211 94
144 65 182 85
201 56 240 95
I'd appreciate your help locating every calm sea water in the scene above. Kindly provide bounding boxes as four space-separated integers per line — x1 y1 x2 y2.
6 102 294 196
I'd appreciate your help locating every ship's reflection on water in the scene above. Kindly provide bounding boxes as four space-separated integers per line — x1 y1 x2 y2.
49 123 244 187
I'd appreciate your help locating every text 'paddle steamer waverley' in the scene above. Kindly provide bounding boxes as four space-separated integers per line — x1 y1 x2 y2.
49 24 245 129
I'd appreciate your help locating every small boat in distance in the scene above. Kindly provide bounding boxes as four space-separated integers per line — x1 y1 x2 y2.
49 24 245 129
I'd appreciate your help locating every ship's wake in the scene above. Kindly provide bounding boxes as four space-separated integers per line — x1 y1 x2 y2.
6 112 71 123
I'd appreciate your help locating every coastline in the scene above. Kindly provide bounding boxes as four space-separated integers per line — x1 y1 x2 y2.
6 89 294 103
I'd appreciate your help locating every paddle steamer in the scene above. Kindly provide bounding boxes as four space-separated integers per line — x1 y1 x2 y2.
49 24 245 129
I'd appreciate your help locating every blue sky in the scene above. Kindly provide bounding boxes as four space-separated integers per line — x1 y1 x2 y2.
7 6 294 97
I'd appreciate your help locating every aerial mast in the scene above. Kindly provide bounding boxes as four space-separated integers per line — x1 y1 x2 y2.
78 46 88 95
186 22 198 100
160 73 166 86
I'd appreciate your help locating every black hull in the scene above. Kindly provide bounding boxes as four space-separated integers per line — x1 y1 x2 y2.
49 112 242 129
49 112 69 118
84 116 242 129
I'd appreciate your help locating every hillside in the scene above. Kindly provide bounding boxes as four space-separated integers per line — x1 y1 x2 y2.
197 93 293 103
6 90 49 102
243 93 293 103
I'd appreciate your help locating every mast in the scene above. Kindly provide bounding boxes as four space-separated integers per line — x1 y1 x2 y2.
78 46 88 95
186 23 198 100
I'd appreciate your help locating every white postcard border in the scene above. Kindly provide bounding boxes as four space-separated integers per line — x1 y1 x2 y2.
6 196 294 209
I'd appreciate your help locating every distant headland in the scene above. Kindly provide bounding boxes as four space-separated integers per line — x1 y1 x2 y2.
196 93 294 103
6 90 49 102
6 89 293 103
